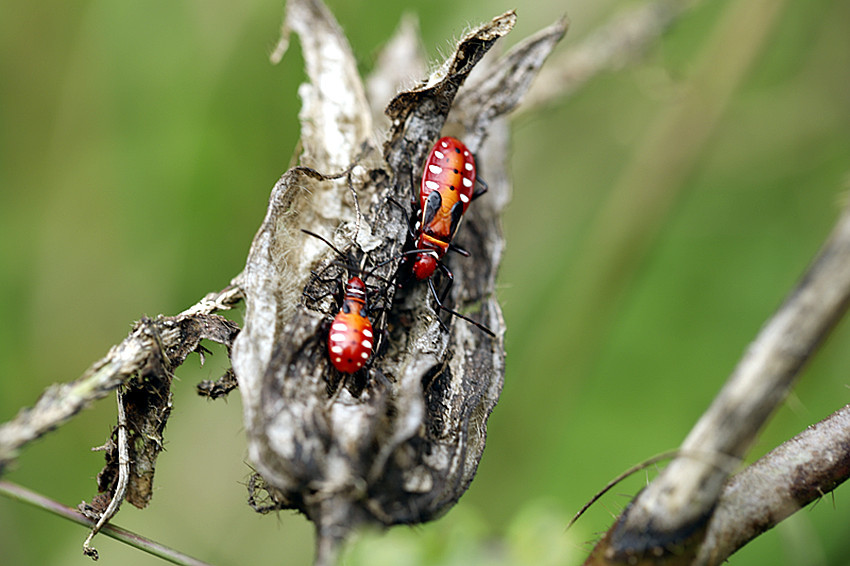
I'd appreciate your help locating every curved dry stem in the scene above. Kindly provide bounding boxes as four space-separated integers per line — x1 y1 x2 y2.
0 480 213 566
82 389 131 559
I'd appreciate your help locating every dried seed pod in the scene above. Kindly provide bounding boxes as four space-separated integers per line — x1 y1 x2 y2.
231 0 565 559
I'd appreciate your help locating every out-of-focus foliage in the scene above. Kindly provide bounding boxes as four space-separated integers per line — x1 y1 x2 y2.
0 1 848 565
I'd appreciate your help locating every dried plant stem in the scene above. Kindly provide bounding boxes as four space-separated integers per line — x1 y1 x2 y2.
586 202 850 563
0 285 241 473
0 480 213 566
82 389 130 558
696 404 850 565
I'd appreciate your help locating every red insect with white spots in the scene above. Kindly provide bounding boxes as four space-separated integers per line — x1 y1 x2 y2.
411 136 481 280
396 136 494 337
301 229 383 373
327 276 375 373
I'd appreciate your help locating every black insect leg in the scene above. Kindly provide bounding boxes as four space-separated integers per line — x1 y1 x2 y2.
448 242 470 257
427 278 450 334
427 265 495 337
436 261 454 306
472 175 488 200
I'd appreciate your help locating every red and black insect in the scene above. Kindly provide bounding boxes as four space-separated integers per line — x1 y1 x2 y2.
411 136 481 279
326 275 374 373
302 229 384 373
400 136 494 336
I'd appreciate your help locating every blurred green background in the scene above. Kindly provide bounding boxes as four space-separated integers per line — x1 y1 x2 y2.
1 0 849 564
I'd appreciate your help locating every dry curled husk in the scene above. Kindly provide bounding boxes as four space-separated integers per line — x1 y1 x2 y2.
230 0 566 546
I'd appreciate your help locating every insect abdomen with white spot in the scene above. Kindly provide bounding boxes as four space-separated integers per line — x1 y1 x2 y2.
327 276 375 373
418 136 477 220
412 137 478 281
